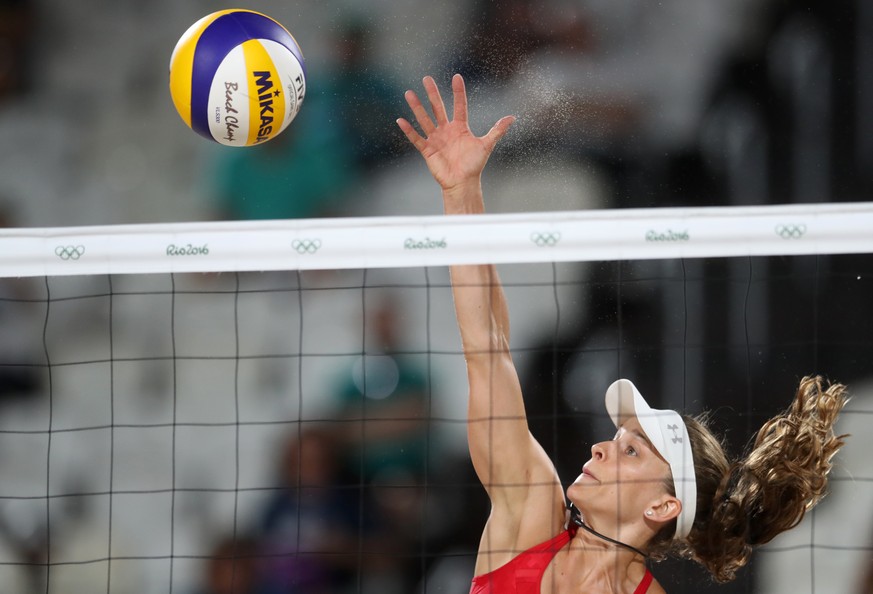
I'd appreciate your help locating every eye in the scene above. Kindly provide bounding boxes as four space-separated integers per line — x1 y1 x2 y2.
625 445 638 457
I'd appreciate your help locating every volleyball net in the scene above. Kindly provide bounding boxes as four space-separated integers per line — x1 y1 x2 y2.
1 203 872 594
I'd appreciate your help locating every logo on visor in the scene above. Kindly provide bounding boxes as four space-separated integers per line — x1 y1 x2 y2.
667 424 683 444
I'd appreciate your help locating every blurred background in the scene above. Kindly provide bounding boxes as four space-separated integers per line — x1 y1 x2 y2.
0 0 872 593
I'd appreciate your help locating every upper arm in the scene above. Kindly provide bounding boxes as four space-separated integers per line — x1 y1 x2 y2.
466 353 566 575
465 353 554 496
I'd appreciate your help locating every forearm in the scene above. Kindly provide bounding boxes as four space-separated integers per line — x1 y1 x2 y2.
456 279 528 496
444 180 510 359
444 188 530 469
450 263 506 350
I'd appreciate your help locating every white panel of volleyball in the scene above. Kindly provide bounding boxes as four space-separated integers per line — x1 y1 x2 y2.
2 202 873 278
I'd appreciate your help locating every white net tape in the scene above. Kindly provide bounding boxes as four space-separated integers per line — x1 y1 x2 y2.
3 202 873 277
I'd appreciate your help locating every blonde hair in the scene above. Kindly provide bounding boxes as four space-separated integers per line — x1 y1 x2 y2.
652 376 848 582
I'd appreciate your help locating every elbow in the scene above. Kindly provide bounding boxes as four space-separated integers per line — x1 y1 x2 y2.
462 329 509 361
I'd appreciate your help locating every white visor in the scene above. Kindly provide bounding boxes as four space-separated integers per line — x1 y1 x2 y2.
604 379 697 540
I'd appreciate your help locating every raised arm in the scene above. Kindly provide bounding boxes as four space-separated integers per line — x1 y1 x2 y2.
397 75 565 565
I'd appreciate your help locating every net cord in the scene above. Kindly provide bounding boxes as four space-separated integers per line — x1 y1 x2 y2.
2 202 872 278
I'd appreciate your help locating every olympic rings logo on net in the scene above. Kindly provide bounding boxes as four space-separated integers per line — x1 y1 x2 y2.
774 224 807 239
530 232 561 247
55 245 85 260
292 239 322 254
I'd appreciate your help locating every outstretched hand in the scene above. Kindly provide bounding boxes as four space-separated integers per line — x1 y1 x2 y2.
397 74 515 202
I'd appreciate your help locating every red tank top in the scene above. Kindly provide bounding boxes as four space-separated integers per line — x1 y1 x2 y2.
469 529 654 594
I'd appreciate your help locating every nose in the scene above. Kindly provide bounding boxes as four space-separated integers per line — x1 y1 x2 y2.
591 440 607 460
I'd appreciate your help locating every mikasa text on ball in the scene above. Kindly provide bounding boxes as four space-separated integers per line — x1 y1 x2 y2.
169 9 306 147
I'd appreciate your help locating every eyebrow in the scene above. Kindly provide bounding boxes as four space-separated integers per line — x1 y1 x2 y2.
632 429 656 452
618 426 656 454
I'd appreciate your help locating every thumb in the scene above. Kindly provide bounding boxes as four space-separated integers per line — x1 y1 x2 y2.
482 115 516 153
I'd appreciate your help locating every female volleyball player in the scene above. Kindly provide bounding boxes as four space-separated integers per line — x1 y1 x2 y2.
397 74 848 593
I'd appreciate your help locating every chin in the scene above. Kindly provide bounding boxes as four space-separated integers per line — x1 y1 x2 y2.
566 481 585 505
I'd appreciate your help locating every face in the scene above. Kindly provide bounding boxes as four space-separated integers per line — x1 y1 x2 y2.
568 417 673 528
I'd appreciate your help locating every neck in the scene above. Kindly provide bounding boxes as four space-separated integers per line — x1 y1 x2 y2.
560 511 651 594
568 504 649 560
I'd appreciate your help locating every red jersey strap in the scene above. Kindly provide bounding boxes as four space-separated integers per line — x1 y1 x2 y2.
634 568 654 593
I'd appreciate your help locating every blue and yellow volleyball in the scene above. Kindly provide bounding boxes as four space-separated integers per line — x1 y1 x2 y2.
169 9 306 147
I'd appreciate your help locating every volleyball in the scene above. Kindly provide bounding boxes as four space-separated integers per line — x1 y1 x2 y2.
169 9 306 147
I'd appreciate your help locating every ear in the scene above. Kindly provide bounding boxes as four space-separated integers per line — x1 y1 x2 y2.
644 496 682 525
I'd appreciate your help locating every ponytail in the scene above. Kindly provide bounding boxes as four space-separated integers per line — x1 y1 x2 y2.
676 376 848 582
